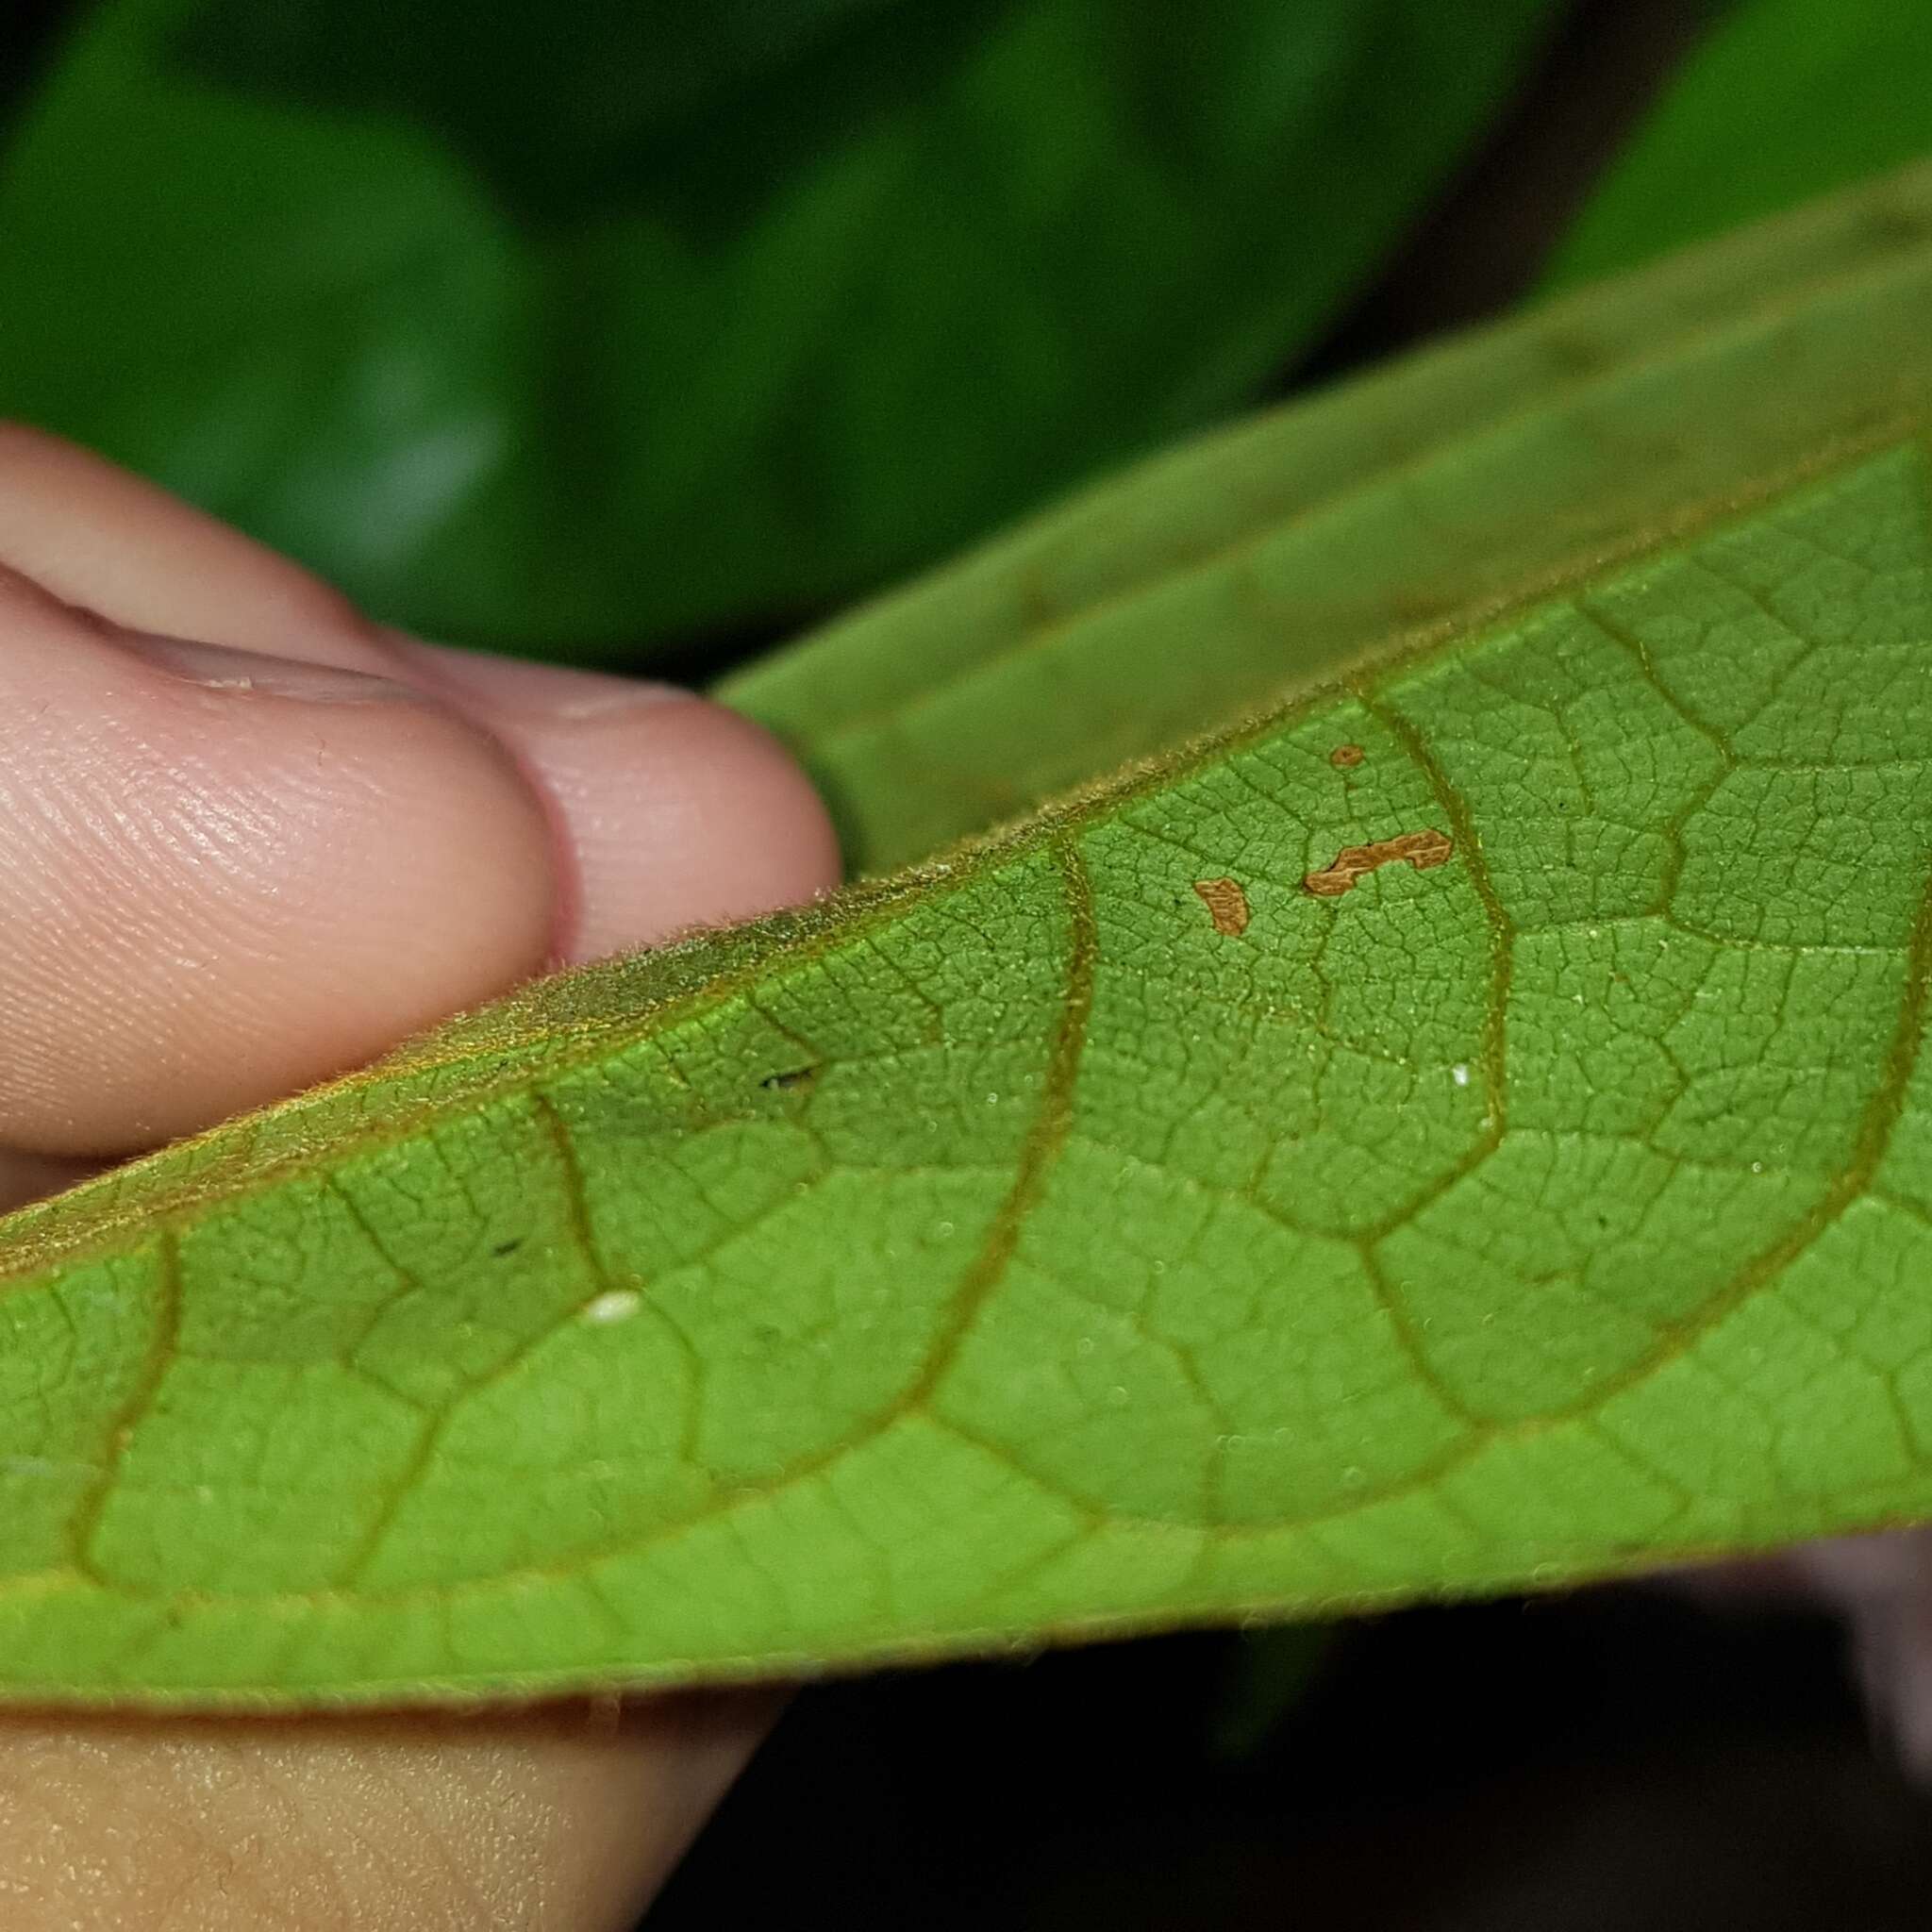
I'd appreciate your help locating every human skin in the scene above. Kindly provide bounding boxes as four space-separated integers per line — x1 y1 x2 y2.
0 425 842 1929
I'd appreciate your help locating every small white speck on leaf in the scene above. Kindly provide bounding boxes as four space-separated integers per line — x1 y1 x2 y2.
581 1290 642 1325
1451 1063 1471 1087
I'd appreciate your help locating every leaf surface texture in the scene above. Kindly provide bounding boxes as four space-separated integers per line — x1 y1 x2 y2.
8 169 1932 1705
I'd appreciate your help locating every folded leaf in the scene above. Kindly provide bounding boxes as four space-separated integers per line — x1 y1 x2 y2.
8 171 1932 1707
725 158 1932 872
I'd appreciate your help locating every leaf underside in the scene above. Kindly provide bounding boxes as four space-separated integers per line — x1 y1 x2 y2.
9 171 1932 1707
725 158 1932 874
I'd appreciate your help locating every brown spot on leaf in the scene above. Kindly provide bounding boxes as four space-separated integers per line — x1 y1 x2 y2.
1329 744 1364 769
1303 828 1454 898
1191 876 1251 937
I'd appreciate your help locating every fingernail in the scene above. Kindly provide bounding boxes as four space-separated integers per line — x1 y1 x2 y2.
123 633 422 704
389 634 688 723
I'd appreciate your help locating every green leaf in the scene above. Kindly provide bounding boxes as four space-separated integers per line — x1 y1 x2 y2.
8 167 1932 1709
1543 0 1932 291
11 283 1932 1704
725 157 1932 874
0 0 1555 659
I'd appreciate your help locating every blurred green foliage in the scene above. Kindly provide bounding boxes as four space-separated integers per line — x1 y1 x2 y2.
0 0 1555 663
1544 0 1932 290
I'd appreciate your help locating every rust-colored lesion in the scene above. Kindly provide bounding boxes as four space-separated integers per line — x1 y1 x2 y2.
1191 876 1251 936
1329 743 1364 769
1303 828 1454 898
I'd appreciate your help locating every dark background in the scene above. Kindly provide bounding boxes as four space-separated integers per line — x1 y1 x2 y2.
657 1592 1932 1931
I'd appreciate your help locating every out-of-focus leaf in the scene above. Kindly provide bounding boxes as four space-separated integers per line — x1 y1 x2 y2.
1543 0 1932 291
171 0 1005 244
0 0 1556 658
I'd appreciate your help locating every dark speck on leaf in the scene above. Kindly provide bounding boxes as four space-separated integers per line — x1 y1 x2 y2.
491 1239 524 1258
761 1065 819 1092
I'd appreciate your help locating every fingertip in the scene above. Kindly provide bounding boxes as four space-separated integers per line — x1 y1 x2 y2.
0 424 378 668
555 695 846 963
398 643 844 965
0 615 559 1154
